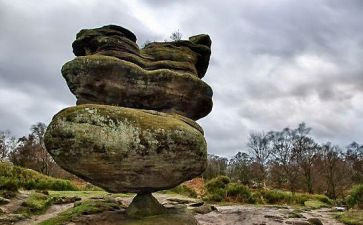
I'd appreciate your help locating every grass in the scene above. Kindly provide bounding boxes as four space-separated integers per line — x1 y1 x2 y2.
202 176 333 207
38 198 121 225
336 210 363 225
0 161 78 192
304 200 328 209
17 192 54 216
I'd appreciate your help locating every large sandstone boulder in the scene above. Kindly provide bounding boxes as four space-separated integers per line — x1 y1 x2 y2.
62 55 213 120
44 104 207 193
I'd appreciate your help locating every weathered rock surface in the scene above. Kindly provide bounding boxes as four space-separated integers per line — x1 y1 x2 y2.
72 25 211 78
44 104 207 193
62 55 213 120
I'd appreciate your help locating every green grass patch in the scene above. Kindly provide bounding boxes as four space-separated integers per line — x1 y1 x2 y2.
336 210 363 225
255 189 333 206
38 198 121 225
17 192 54 216
304 200 328 209
0 162 78 191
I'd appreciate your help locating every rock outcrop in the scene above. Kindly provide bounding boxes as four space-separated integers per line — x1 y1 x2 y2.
45 104 207 193
44 24 213 221
62 25 212 120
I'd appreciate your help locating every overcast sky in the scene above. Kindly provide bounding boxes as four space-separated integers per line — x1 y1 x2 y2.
1 0 362 157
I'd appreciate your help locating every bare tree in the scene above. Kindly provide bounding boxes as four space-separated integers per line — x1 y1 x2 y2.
9 122 54 176
270 127 300 193
170 30 182 41
346 142 363 184
202 154 228 180
293 123 319 193
321 143 349 199
228 152 252 185
247 132 272 187
0 130 16 160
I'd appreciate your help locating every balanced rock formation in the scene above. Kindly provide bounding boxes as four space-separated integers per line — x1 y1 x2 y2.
44 25 213 223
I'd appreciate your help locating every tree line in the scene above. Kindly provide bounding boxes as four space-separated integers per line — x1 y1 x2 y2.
2 122 362 199
203 122 363 199
0 122 73 179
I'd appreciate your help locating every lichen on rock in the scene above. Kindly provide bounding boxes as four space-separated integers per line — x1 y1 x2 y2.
45 104 207 193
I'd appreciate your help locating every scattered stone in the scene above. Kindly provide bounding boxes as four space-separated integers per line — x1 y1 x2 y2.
53 196 81 204
0 197 10 205
308 218 323 225
286 221 311 225
166 198 196 205
189 201 205 207
191 204 217 214
0 213 27 223
288 211 306 218
333 206 346 211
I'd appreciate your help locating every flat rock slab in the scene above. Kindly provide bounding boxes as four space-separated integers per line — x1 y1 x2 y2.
71 208 199 225
45 104 207 193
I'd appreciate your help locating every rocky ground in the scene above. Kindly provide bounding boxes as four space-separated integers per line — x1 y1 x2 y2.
0 191 345 225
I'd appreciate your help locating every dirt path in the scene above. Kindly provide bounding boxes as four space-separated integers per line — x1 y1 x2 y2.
14 203 74 225
195 205 344 225
0 191 30 214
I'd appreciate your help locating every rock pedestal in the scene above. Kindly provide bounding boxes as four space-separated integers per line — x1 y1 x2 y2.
44 25 213 222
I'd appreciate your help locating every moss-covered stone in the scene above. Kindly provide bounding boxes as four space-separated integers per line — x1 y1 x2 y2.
61 55 213 120
44 104 207 193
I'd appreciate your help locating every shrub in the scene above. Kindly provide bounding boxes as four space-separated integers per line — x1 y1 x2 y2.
203 176 231 202
169 185 198 198
203 189 225 202
205 176 230 193
346 184 363 209
260 190 293 204
226 183 254 203
0 177 19 191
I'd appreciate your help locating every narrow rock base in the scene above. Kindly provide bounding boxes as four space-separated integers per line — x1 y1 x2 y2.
126 193 165 217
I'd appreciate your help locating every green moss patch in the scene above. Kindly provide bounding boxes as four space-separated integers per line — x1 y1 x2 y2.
336 210 363 225
38 198 121 225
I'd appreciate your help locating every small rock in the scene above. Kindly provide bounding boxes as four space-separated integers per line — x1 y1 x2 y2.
191 204 217 214
286 221 311 225
36 190 49 195
188 201 204 207
333 206 346 212
166 198 196 205
53 196 81 204
0 197 10 205
0 213 27 223
265 215 283 220
308 218 323 225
